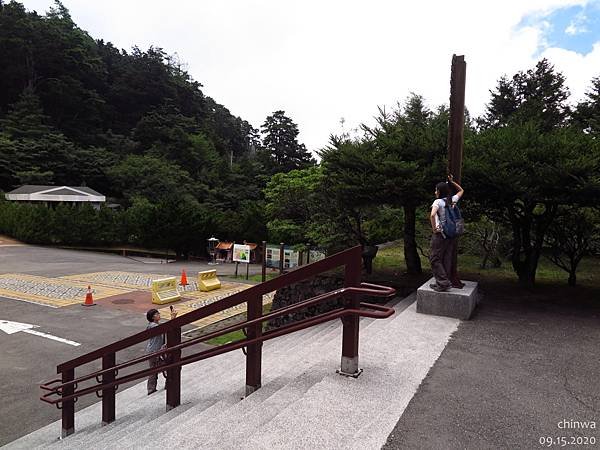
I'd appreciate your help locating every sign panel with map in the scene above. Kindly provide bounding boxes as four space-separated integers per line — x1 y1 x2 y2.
233 244 251 263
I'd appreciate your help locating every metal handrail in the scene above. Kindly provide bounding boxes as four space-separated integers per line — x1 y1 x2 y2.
40 301 393 405
41 245 397 437
55 246 372 373
40 283 394 395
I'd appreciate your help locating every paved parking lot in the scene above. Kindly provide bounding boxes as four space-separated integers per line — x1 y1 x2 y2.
0 244 265 446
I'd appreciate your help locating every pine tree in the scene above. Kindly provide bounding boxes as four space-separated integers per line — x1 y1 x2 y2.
260 111 315 173
481 59 570 131
573 76 600 136
479 76 519 128
0 87 75 186
0 86 51 139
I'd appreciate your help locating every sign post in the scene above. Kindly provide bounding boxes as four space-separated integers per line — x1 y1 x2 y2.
233 244 251 280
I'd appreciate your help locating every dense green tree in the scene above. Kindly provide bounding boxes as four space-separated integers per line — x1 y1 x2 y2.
0 134 18 187
360 96 449 274
260 111 315 173
0 1 278 255
480 59 570 131
220 200 268 243
478 76 519 129
572 76 600 136
465 124 600 286
0 86 78 187
108 155 198 204
545 207 600 286
264 166 323 244
0 1 36 110
0 1 264 192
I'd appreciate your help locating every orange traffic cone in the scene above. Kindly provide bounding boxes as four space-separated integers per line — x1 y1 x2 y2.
180 269 188 286
83 285 96 306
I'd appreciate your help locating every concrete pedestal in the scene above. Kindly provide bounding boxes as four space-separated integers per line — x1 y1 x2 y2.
416 278 480 320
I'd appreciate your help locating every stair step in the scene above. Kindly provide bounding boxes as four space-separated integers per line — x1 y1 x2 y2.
243 300 457 449
5 294 416 449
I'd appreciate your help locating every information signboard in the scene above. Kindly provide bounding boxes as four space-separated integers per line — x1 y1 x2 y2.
233 244 251 263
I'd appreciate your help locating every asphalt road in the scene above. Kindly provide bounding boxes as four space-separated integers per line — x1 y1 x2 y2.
0 296 150 445
0 245 241 446
0 245 264 278
383 286 600 450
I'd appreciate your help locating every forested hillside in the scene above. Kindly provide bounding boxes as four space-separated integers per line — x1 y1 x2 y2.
0 1 314 250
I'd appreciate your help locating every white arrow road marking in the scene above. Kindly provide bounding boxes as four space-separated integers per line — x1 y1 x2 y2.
0 320 80 346
0 319 36 334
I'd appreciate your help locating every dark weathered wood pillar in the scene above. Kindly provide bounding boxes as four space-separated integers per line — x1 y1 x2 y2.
61 368 75 438
448 54 466 285
166 328 181 411
339 246 362 377
101 353 116 425
245 293 263 395
448 54 466 184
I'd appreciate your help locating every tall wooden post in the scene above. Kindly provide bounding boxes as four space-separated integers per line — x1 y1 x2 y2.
448 54 466 285
448 54 466 183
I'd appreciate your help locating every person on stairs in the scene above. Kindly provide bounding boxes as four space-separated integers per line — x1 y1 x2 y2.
146 306 177 395
429 174 464 292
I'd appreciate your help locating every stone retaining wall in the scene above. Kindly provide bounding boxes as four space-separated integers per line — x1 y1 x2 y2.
267 275 344 330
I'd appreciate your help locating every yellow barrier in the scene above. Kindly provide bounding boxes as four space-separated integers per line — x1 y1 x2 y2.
151 277 181 304
198 270 221 292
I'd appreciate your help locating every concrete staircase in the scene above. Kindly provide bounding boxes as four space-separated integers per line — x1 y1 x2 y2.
5 294 460 450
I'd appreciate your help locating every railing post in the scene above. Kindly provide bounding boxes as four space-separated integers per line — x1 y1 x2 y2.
101 353 116 425
339 247 362 377
61 368 75 438
261 240 267 282
166 327 181 411
245 293 262 395
279 243 285 274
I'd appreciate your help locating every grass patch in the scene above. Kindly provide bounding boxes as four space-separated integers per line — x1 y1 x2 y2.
373 245 405 272
373 242 599 289
206 303 273 346
225 273 280 283
206 329 246 346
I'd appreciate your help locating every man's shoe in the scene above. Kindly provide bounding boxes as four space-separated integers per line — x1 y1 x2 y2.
429 283 449 292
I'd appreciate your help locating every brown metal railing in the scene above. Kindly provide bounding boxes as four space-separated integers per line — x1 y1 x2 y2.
39 246 396 438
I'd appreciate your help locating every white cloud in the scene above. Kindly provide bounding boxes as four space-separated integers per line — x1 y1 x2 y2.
542 42 600 101
18 0 600 151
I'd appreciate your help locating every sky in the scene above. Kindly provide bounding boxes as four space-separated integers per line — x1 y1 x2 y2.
18 0 600 152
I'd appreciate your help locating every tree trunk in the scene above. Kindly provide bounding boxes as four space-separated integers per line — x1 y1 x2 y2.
511 202 556 287
403 205 422 274
568 271 576 287
512 214 537 287
361 245 378 275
